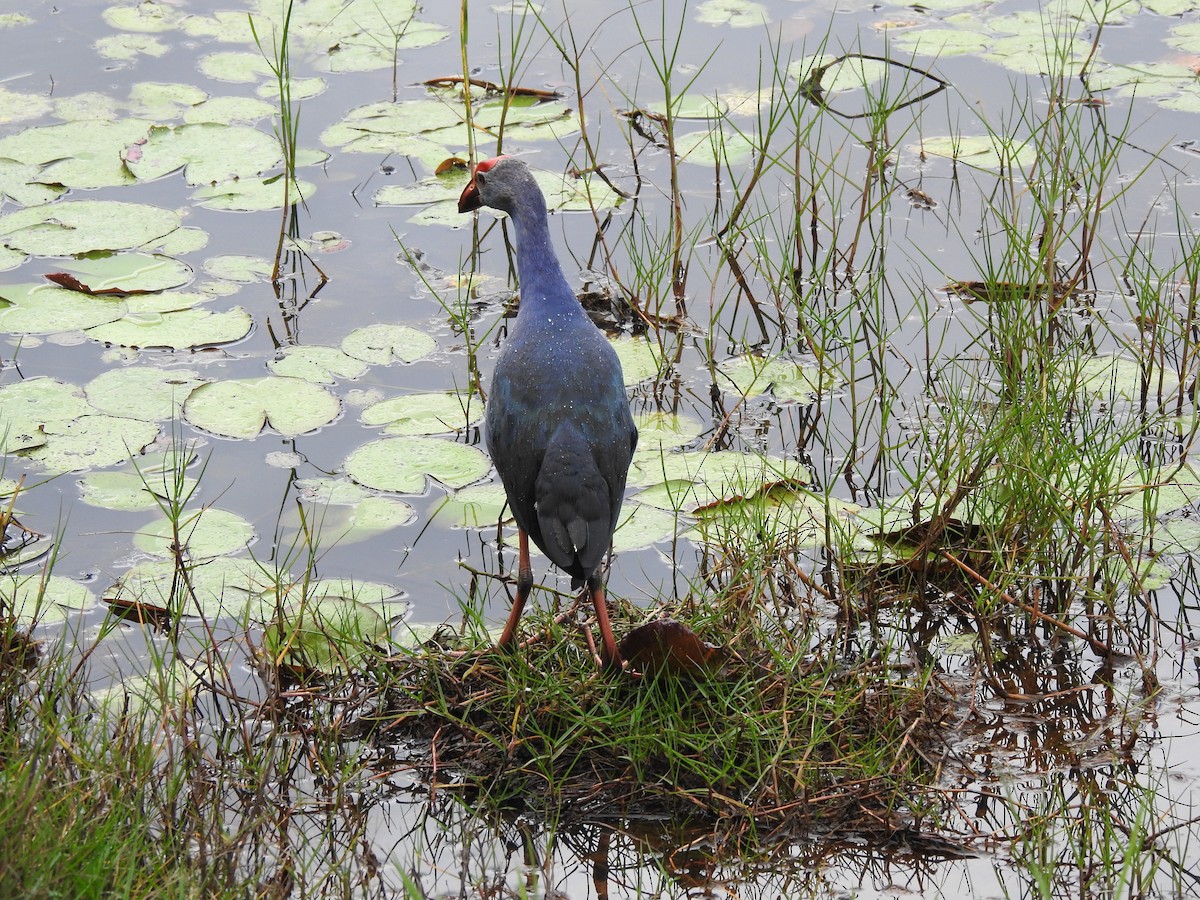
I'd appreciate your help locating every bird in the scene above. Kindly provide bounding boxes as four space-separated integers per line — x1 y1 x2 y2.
458 156 637 670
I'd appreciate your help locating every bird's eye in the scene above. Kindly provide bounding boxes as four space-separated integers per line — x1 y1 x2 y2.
475 172 486 187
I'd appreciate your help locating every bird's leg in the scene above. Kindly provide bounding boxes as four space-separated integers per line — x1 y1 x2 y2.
589 575 622 671
497 529 533 648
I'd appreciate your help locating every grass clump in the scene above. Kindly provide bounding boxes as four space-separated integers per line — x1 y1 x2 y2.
381 593 944 837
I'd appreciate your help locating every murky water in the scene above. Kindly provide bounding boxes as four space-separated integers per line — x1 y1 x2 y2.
3 0 1200 896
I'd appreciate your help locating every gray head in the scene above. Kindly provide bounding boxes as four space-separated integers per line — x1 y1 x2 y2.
457 155 545 217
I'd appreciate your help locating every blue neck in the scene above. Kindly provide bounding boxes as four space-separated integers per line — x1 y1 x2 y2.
509 202 578 316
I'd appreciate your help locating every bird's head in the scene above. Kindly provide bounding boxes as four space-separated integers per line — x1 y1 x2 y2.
458 155 535 216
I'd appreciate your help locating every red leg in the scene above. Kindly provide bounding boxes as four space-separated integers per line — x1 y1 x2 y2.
497 529 533 648
590 581 622 671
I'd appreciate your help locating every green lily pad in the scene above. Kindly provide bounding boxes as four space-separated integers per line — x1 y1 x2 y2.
361 391 483 435
54 253 193 293
134 507 254 559
182 95 276 125
128 123 283 186
722 355 830 401
105 555 277 620
282 494 416 546
203 254 273 283
85 366 206 420
0 158 66 207
374 169 471 206
192 177 316 211
676 128 756 167
95 33 169 61
198 51 273 84
264 597 391 675
93 659 199 722
78 470 196 511
0 87 53 125
631 449 809 511
612 336 665 385
344 436 491 493
87 306 253 349
268 345 369 383
917 135 1038 171
104 2 182 32
148 226 210 256
183 377 340 439
268 578 407 614
341 324 436 365
442 482 509 528
0 283 127 334
126 82 208 119
1 573 97 625
1077 355 1181 402
633 411 704 450
612 502 682 551
695 0 770 27
0 377 90 453
0 200 182 256
22 415 160 472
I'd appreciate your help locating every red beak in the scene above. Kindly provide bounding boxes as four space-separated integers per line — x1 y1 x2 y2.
458 174 481 213
457 156 508 214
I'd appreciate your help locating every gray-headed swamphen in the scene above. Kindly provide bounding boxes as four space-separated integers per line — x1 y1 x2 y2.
458 156 637 669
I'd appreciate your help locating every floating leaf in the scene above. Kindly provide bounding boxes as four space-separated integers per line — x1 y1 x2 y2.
95 33 169 61
85 366 206 420
0 158 66 207
192 176 316 211
23 415 160 472
87 306 253 349
722 355 830 401
633 412 703 450
129 123 283 186
0 283 127 334
93 659 198 722
632 449 809 511
183 377 340 439
198 51 273 83
1077 354 1181 402
612 502 682 551
105 556 276 620
1 573 96 625
918 135 1038 171
374 169 470 206
695 0 770 28
203 254 272 283
104 2 182 33
281 494 416 546
0 377 90 453
78 470 196 511
134 507 254 559
52 253 193 293
268 345 369 383
612 336 665 385
0 87 53 125
442 482 509 528
0 200 182 256
361 391 482 435
126 81 208 119
182 95 276 125
264 597 390 675
341 324 436 365
344 436 490 493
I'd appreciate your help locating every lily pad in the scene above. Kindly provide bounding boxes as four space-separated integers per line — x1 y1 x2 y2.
361 391 483 435
1 573 97 625
0 87 53 126
104 2 182 33
85 366 207 420
87 306 254 349
612 336 665 385
53 253 193 293
282 494 416 546
126 82 209 119
612 502 682 551
341 324 436 365
128 123 283 186
917 135 1038 171
268 345 369 383
632 449 809 511
78 470 196 511
1077 354 1181 402
633 411 704 450
0 158 67 207
204 254 273 283
22 415 160 472
0 377 90 453
134 507 255 559
105 555 277 620
442 482 510 528
722 355 830 401
0 200 182 256
265 597 391 675
344 436 490 493
0 283 127 334
95 33 169 61
192 177 316 212
93 659 199 722
182 95 276 125
695 0 770 27
183 377 340 439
